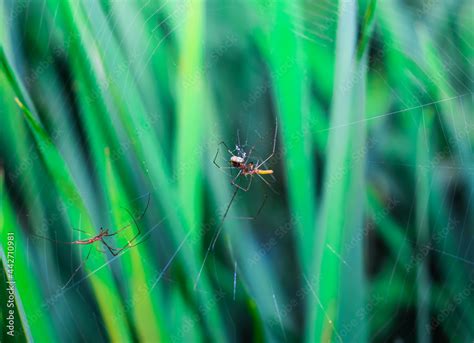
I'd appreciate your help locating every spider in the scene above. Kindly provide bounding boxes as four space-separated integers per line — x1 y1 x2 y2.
34 193 150 288
194 119 278 290
213 118 278 193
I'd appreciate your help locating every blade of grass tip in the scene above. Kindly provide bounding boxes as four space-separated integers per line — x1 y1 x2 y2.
308 0 369 342
104 147 164 342
12 96 133 341
1 168 56 342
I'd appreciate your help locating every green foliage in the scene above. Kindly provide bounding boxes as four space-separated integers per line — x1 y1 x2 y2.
0 0 472 342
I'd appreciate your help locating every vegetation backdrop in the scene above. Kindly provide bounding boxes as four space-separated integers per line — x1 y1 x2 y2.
1 0 473 342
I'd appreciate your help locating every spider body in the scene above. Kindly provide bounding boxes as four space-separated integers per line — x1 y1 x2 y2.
229 156 273 176
213 120 278 192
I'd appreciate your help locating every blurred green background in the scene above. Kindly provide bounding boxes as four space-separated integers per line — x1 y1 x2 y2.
1 0 473 342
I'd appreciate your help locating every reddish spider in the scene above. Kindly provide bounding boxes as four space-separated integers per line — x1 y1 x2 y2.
213 119 278 193
34 194 150 288
194 119 278 290
229 156 274 175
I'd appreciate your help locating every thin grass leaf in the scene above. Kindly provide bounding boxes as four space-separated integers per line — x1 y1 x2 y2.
308 1 368 342
1 168 56 342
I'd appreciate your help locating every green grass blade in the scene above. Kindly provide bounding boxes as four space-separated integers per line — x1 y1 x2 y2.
1 168 56 342
308 1 369 341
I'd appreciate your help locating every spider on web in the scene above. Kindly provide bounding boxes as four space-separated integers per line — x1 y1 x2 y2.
34 193 151 289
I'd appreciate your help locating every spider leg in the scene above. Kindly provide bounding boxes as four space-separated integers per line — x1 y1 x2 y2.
256 118 278 169
252 195 268 219
95 244 107 254
121 215 168 250
213 142 236 177
245 145 256 164
108 193 150 237
268 171 277 183
135 193 151 220
32 233 77 245
211 187 239 250
194 187 239 290
258 160 278 183
127 234 152 248
62 246 93 290
233 180 253 192
100 238 122 256
103 201 146 256
247 150 277 183
255 148 275 170
107 227 147 255
242 174 253 192
230 174 253 192
101 219 150 256
231 169 242 185
232 170 253 192
256 173 279 194
232 194 268 220
106 223 132 238
71 228 90 235
229 146 257 191
218 141 234 157
213 145 223 169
